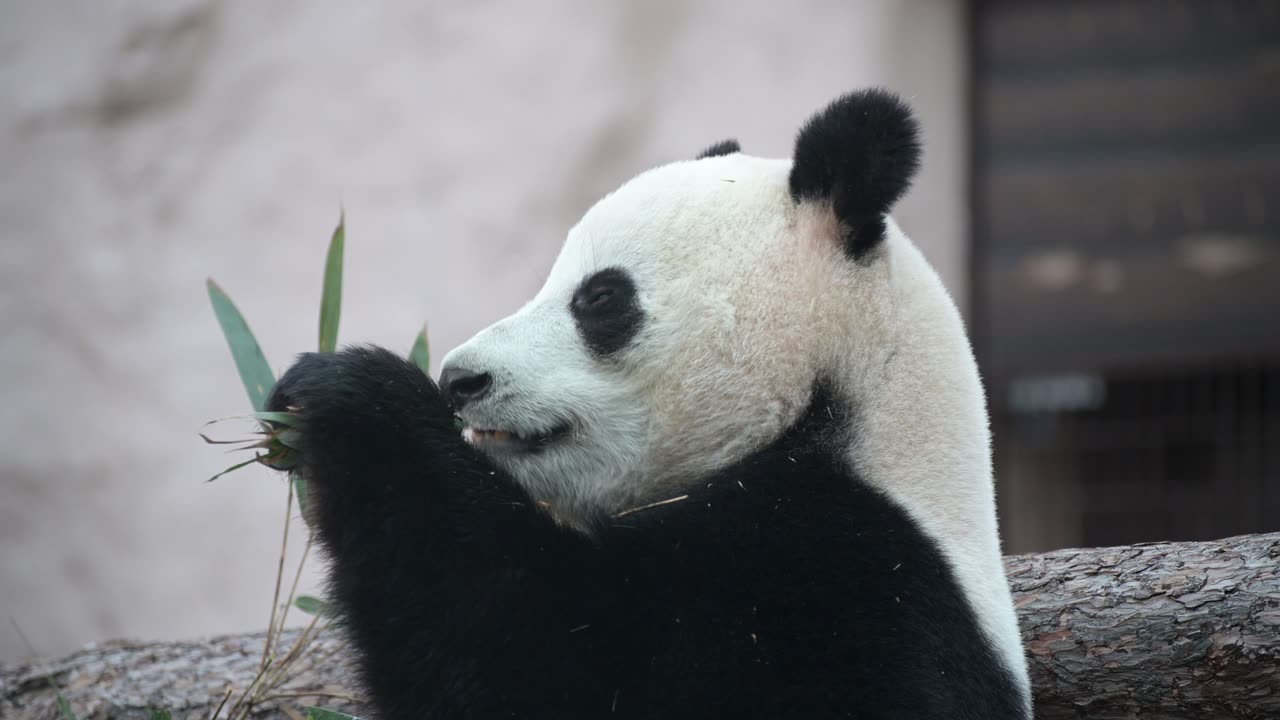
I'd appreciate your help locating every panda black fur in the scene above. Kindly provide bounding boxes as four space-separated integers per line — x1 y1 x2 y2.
267 89 1032 719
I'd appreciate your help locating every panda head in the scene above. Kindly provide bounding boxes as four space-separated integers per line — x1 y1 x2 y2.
441 89 921 526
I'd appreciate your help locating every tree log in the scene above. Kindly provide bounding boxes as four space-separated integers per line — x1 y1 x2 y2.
1008 532 1280 719
3 533 1278 719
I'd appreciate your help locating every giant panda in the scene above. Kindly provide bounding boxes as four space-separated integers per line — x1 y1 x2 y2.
266 88 1032 719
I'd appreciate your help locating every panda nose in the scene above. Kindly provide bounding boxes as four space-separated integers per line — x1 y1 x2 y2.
439 367 494 409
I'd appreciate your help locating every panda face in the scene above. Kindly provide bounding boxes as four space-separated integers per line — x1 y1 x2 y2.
442 90 921 527
441 153 853 523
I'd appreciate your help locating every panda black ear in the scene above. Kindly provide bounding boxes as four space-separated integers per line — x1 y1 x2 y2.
696 139 741 159
788 89 921 259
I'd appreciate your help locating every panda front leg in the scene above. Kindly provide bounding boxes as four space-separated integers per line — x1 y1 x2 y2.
266 346 609 718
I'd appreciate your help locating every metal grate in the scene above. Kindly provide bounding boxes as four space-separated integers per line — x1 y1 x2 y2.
996 361 1280 551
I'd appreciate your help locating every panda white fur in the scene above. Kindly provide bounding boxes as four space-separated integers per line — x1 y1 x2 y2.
267 89 1032 719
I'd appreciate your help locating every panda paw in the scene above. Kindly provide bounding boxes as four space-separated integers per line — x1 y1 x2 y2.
265 345 458 469
265 347 483 577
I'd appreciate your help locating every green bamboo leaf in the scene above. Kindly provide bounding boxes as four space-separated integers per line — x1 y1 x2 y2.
261 446 302 472
274 429 302 450
150 711 172 720
251 411 298 426
198 433 260 447
205 455 263 483
292 472 311 522
318 212 345 353
201 413 267 428
307 708 362 720
409 325 431 375
55 693 77 720
207 279 275 412
294 594 332 616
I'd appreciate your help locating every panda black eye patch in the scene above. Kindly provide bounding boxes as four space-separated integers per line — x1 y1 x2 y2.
571 267 644 358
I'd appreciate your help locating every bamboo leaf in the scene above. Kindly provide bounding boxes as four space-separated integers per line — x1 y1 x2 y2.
251 410 298 426
318 212 345 353
274 429 303 450
207 279 275 412
198 433 259 446
294 594 332 616
150 711 172 720
307 708 362 720
292 472 310 522
201 413 263 428
205 455 263 483
409 325 431 375
261 446 302 472
55 693 77 720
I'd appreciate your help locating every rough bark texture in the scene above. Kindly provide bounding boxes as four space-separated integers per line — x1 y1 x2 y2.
0 630 363 720
3 533 1277 720
1008 532 1280 719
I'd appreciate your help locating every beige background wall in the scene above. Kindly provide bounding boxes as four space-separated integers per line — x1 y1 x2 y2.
0 0 967 662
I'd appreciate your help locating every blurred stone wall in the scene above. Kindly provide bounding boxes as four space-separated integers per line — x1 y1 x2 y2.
0 0 967 661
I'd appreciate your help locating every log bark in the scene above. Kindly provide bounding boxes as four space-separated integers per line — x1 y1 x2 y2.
1008 532 1280 719
3 533 1278 720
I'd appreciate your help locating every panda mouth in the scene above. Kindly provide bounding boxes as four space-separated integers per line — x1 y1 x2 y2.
462 422 572 454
